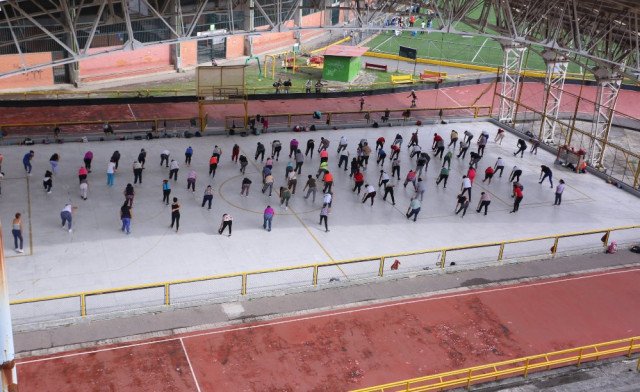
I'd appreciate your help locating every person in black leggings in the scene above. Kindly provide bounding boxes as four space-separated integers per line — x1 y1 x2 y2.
170 197 180 232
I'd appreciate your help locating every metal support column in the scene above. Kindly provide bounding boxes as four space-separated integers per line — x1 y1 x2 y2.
497 41 526 123
589 68 622 169
540 50 568 144
0 228 17 392
243 0 255 56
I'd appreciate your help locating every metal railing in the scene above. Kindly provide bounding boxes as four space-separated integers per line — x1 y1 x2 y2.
0 115 205 140
9 225 639 326
351 336 640 391
495 76 640 190
225 105 492 130
0 71 493 102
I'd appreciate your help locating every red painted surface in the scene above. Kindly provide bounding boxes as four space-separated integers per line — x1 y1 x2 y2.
1 83 639 137
80 46 173 81
16 268 640 391
0 53 55 89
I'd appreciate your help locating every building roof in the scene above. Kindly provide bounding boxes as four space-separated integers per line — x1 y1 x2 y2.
322 45 370 57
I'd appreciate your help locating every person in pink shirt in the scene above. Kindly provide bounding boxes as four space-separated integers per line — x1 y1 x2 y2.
404 170 417 190
78 166 88 183
289 139 299 158
263 206 275 232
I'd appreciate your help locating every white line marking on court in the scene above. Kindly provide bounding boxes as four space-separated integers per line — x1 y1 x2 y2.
16 267 640 366
127 104 136 120
438 88 463 107
180 338 202 392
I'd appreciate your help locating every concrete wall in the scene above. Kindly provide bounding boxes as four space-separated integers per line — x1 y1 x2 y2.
0 8 340 90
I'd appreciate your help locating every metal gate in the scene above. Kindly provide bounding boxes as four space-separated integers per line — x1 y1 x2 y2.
197 37 226 64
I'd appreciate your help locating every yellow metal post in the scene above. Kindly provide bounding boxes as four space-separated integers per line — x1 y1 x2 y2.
466 369 473 389
199 102 205 133
242 274 247 296
81 294 86 317
165 283 170 306
524 358 531 377
602 231 611 248
440 250 447 268
577 348 584 366
627 338 635 357
378 257 385 277
552 237 559 254
498 243 505 261
312 265 318 286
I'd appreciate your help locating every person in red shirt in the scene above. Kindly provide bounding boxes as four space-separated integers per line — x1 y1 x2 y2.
511 186 523 213
390 143 400 160
352 171 364 194
432 133 443 151
376 137 385 152
320 149 329 163
323 171 333 193
209 155 218 177
483 166 495 184
467 166 476 184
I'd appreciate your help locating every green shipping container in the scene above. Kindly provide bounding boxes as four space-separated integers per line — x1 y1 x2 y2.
321 45 370 83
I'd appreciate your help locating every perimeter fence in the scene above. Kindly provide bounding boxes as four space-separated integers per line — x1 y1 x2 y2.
10 225 639 327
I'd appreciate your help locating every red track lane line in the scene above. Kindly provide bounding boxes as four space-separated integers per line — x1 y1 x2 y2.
16 266 640 366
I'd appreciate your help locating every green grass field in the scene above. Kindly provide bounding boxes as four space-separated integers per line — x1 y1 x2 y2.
365 12 583 74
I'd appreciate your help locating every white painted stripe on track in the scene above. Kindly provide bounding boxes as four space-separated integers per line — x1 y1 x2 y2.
16 267 640 365
180 338 202 392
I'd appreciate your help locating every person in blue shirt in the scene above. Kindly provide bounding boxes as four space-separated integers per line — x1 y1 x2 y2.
23 150 34 175
185 146 193 166
162 179 171 205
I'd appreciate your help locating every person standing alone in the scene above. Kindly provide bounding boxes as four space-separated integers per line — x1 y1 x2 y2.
170 197 181 232
554 179 565 205
12 213 24 253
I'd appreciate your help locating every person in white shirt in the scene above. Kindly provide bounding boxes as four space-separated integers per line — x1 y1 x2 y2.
160 149 170 167
169 159 179 181
476 192 491 215
415 178 426 201
107 159 116 186
362 184 376 205
337 136 348 153
554 179 565 206
494 157 505 177
461 175 472 199
60 204 77 232
378 170 390 187
287 170 298 194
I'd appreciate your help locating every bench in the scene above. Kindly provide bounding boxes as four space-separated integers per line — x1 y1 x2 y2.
365 63 388 72
391 75 414 84
420 72 446 83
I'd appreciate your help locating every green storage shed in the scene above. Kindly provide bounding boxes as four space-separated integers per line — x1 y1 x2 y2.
321 45 370 83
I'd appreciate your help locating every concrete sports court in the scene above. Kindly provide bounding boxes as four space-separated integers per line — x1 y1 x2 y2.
4 118 640 326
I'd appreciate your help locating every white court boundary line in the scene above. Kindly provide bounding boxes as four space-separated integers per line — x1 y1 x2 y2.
127 104 137 120
180 338 202 392
438 88 464 108
17 267 640 366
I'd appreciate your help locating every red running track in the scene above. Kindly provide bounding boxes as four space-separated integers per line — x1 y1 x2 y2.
1 83 639 132
16 267 640 391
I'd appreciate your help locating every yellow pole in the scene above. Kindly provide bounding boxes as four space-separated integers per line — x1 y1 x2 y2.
440 250 447 268
242 274 247 295
81 294 86 316
164 283 170 306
